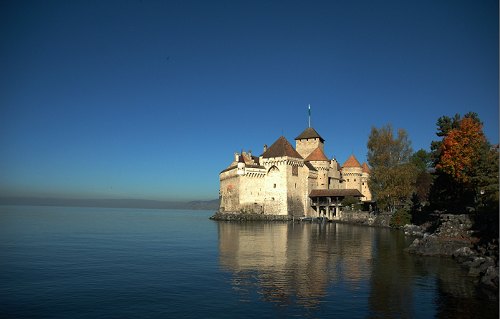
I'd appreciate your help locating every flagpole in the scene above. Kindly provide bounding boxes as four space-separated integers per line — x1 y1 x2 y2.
308 104 311 128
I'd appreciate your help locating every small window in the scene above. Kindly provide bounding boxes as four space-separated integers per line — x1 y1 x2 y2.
274 184 276 188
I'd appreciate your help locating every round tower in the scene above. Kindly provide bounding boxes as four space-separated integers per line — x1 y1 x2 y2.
361 162 372 201
341 155 363 192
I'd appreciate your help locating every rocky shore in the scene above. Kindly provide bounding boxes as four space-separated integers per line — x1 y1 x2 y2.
404 214 498 296
334 211 392 227
209 211 293 221
210 210 393 226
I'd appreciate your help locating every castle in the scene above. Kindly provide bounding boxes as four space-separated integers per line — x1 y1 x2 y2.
219 126 371 219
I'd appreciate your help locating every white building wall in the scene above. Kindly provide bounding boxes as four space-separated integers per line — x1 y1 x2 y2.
262 158 289 215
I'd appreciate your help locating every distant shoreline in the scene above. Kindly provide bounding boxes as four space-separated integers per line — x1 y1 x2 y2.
0 197 220 211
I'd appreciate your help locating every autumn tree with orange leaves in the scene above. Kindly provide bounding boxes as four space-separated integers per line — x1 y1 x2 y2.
436 117 486 183
430 113 499 213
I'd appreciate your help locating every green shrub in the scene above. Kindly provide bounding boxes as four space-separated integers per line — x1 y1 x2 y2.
390 208 411 227
342 196 361 209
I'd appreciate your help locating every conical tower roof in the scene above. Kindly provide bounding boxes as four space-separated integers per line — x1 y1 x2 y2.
342 154 362 168
361 162 371 173
262 136 303 159
304 147 329 162
294 127 325 142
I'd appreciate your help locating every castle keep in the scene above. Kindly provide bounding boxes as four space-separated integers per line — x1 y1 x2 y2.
219 126 371 218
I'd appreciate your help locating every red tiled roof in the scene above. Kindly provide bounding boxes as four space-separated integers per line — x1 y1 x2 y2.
262 136 303 159
304 147 329 162
309 189 364 197
361 162 370 173
294 127 325 142
342 155 362 168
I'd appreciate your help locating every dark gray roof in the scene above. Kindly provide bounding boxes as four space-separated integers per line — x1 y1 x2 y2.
294 127 325 142
220 164 265 174
304 162 317 171
261 136 303 159
238 154 245 163
309 189 364 198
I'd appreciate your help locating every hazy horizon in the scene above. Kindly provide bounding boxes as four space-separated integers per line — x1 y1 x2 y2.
0 195 220 210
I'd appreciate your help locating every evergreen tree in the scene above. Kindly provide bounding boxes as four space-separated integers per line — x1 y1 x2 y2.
410 149 433 207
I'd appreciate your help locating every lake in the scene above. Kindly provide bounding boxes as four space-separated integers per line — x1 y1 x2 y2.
0 206 497 318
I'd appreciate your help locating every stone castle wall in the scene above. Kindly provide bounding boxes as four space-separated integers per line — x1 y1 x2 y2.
360 172 372 201
285 160 308 216
219 171 240 212
261 157 289 215
296 138 323 159
342 166 362 192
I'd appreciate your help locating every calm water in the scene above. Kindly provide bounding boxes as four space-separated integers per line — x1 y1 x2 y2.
0 206 497 318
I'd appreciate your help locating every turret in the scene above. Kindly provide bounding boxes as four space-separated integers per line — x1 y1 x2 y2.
304 147 329 189
237 153 246 175
360 162 372 201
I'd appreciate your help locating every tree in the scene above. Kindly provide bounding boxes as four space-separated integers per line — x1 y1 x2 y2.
469 142 499 212
430 112 481 166
411 149 432 172
436 117 486 183
410 149 433 206
430 112 498 213
367 124 417 213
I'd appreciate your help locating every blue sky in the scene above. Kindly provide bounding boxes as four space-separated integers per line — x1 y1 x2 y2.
1 0 498 201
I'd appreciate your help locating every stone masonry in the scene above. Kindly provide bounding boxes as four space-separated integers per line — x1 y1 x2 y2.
219 126 372 217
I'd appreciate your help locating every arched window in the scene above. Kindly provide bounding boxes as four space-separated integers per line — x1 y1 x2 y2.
268 165 279 174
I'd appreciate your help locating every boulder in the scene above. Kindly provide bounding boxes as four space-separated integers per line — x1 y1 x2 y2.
406 235 472 256
468 257 495 276
452 246 476 264
480 266 499 291
403 224 426 237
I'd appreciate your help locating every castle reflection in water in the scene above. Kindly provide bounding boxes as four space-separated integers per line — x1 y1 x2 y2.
216 222 493 318
217 222 377 309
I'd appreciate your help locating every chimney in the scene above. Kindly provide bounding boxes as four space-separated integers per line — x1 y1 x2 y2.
263 144 268 153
